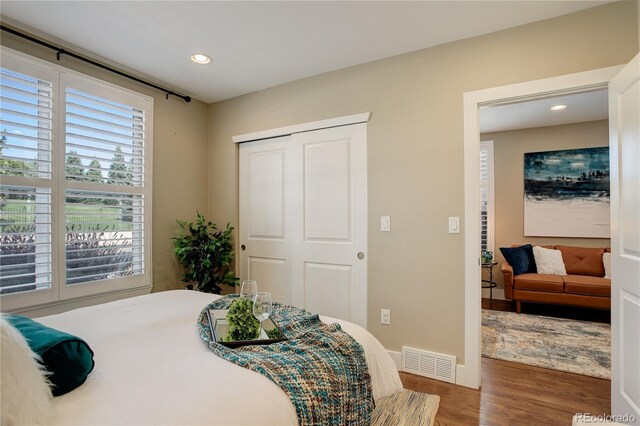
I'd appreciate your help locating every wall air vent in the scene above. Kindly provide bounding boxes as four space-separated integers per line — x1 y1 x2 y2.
401 346 456 384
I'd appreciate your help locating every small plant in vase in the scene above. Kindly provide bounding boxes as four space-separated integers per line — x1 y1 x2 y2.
226 298 260 341
481 250 494 264
172 211 238 294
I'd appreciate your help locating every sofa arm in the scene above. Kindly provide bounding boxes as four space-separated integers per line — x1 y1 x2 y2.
501 262 514 300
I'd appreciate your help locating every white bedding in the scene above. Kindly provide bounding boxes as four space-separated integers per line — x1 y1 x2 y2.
36 290 403 425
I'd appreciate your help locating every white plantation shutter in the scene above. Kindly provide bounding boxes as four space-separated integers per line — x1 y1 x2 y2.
0 69 53 179
0 186 52 294
64 191 144 285
0 48 152 309
480 140 494 253
0 62 56 306
61 74 148 295
65 88 144 186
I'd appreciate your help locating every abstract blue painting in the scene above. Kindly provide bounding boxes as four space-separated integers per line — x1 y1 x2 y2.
524 147 610 238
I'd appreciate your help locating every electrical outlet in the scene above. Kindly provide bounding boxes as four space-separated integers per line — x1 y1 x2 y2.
381 309 391 325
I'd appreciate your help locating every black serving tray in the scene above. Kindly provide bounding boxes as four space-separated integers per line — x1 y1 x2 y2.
206 309 287 348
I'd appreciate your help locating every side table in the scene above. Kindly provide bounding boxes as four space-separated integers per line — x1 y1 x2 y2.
481 261 498 309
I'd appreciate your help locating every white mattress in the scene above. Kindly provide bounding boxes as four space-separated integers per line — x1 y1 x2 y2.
36 290 403 425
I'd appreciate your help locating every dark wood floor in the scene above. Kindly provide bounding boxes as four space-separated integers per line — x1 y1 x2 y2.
400 357 611 426
482 297 611 323
400 299 611 424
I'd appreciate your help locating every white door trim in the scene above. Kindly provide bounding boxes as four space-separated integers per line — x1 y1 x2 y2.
461 64 623 389
232 112 370 143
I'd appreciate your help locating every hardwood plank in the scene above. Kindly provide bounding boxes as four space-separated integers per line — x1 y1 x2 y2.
400 357 610 425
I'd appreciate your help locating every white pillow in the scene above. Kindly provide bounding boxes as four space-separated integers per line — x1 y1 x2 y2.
533 246 567 275
0 315 52 425
603 252 611 279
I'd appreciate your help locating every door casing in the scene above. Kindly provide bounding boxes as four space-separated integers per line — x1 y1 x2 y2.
462 65 623 389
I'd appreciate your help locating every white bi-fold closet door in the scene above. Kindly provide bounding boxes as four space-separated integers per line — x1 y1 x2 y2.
239 123 367 328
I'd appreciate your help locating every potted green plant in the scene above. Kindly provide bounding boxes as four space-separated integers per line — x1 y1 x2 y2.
172 212 238 294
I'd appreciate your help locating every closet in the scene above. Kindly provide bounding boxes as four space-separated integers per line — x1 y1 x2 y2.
238 122 368 327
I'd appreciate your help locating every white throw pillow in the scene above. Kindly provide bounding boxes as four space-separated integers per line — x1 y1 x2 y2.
0 315 52 425
533 246 567 275
603 252 611 279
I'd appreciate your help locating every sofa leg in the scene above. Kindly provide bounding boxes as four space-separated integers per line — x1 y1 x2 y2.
516 300 521 314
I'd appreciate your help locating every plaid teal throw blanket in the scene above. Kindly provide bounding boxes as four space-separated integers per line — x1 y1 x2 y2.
197 295 374 425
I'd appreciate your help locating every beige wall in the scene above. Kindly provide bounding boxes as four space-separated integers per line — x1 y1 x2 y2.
207 2 638 362
0 33 210 294
482 120 611 291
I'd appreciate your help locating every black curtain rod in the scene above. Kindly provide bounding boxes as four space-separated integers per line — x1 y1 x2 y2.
1 25 192 103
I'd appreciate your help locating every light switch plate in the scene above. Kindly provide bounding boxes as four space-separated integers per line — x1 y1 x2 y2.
380 309 391 325
448 216 460 234
380 216 391 232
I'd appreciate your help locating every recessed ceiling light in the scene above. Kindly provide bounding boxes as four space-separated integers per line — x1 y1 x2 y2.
190 54 212 64
550 104 567 111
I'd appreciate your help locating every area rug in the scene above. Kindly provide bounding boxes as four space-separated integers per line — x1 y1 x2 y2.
371 390 440 426
482 309 610 379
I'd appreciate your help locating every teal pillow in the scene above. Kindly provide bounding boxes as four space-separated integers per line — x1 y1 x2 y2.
6 315 95 397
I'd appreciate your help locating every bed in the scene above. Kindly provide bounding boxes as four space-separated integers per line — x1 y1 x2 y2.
33 290 403 425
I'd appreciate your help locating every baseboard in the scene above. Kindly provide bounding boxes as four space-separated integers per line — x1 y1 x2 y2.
482 288 506 300
454 364 481 388
387 350 402 371
455 364 467 386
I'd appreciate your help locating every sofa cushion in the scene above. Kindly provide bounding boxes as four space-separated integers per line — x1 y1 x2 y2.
563 275 611 297
556 245 605 277
500 244 537 275
514 274 564 292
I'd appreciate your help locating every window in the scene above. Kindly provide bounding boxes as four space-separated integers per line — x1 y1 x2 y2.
0 49 152 310
480 140 494 254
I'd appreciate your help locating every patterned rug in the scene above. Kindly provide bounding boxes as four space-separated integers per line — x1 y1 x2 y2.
482 309 610 379
371 390 440 426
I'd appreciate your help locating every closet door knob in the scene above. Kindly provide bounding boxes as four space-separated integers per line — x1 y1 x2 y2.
241 245 246 251
357 252 365 260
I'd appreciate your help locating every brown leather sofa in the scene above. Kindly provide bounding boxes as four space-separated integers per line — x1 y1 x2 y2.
501 245 610 313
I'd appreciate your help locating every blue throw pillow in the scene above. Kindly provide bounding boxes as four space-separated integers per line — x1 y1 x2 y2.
500 244 537 276
6 315 95 397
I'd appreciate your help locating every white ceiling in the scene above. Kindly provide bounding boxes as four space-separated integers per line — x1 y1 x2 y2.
479 89 609 133
1 1 610 104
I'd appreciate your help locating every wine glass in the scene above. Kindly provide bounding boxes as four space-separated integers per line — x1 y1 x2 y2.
252 292 272 335
240 280 257 298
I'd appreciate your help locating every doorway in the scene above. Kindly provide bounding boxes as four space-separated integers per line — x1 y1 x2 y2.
478 89 612 380
461 65 623 389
